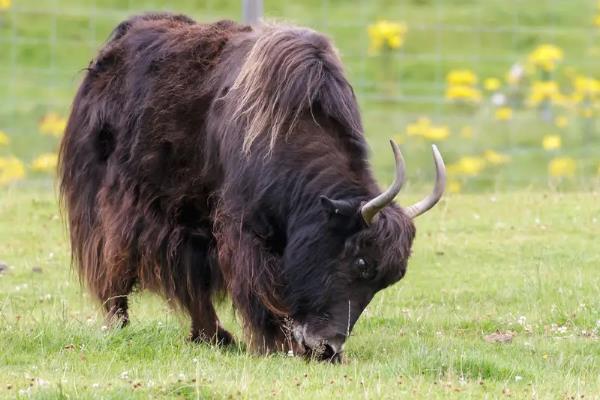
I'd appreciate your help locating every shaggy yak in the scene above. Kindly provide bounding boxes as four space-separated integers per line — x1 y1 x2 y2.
59 13 446 362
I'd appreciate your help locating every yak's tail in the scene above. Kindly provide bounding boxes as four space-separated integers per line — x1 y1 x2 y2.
57 15 130 295
58 12 198 291
228 23 363 154
58 72 113 295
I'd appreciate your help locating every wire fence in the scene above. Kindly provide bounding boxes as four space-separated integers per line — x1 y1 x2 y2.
1 0 599 191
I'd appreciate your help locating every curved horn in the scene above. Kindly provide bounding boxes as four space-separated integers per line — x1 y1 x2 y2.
403 144 446 219
360 140 406 225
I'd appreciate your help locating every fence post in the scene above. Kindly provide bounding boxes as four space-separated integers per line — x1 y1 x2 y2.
242 0 263 24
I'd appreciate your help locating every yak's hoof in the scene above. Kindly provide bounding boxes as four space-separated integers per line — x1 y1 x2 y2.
104 309 129 329
189 327 235 346
216 327 235 346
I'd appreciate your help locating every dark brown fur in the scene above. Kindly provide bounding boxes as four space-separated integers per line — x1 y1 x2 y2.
59 14 415 357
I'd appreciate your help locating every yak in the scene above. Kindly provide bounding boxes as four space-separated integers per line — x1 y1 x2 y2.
58 13 446 362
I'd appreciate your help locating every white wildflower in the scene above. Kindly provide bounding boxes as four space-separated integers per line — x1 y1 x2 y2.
491 93 507 106
557 326 568 334
36 378 49 387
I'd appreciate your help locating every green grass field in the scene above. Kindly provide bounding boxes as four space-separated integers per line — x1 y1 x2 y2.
1 188 599 399
1 1 600 399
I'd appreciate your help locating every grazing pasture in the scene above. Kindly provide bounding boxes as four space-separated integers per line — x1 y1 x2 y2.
1 0 600 398
1 188 599 398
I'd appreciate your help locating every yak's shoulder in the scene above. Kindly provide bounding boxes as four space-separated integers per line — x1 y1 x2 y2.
105 13 249 41
106 12 197 42
88 14 250 77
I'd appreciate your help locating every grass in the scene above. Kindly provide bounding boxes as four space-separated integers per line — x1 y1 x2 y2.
1 2 599 397
1 186 599 398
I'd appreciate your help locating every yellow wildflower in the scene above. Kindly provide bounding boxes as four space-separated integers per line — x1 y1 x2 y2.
495 107 513 121
527 80 563 107
597 163 600 176
445 85 481 103
0 130 10 146
554 115 568 128
422 126 450 141
484 77 501 92
447 156 486 176
405 117 449 141
571 75 600 103
31 153 58 173
447 69 478 86
388 35 402 49
0 156 26 186
448 179 462 194
548 157 576 177
39 112 67 137
483 149 510 165
460 126 473 139
406 117 431 137
445 69 481 104
528 44 564 71
0 0 10 11
368 20 407 55
542 135 561 151
594 14 600 27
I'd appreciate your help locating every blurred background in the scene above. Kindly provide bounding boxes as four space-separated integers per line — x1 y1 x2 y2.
1 0 599 192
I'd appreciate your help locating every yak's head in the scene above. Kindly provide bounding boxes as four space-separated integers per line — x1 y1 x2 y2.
283 142 446 362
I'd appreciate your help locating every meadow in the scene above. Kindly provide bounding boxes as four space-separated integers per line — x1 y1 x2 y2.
1 188 599 399
1 0 600 398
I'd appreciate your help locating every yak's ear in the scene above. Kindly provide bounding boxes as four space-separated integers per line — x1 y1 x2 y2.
320 196 350 216
320 196 365 232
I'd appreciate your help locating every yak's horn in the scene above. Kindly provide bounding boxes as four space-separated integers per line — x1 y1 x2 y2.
402 144 446 219
360 140 406 225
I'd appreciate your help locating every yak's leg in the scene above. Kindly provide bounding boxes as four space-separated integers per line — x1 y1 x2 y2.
99 273 136 328
186 294 234 346
179 232 234 346
214 217 288 353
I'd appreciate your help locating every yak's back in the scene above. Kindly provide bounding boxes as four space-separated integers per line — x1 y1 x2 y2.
60 14 249 209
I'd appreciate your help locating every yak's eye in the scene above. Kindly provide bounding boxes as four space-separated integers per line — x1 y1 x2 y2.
354 258 374 280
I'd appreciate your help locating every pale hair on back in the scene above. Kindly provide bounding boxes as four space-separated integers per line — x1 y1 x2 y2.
227 23 361 154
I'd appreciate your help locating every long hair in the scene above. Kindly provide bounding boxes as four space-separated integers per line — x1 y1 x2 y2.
227 24 363 155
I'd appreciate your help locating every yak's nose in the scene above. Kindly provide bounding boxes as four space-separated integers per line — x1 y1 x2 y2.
320 334 346 363
324 333 346 355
